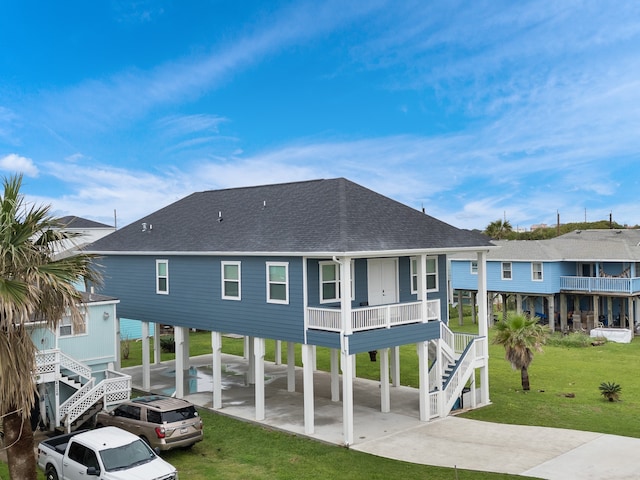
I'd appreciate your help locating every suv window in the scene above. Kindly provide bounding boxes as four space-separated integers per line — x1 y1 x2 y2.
146 409 162 424
161 406 198 423
115 405 141 420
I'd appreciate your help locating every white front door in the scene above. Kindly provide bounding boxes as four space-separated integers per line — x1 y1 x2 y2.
367 258 398 306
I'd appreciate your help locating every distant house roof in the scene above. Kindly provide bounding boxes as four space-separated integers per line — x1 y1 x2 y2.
79 291 119 304
452 229 640 262
58 216 113 229
86 178 493 256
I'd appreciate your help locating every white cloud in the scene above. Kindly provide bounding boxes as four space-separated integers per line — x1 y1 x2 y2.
0 153 38 177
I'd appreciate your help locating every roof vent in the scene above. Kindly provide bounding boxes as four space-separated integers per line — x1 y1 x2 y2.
142 222 147 232
218 211 223 222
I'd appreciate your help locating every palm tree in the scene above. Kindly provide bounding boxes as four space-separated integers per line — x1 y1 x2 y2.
484 219 513 240
492 313 548 391
0 174 98 479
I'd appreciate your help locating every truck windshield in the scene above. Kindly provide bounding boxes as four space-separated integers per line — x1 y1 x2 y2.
99 439 156 471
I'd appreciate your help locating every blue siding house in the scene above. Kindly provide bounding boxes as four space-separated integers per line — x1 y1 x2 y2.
87 178 493 445
451 229 640 338
31 291 131 432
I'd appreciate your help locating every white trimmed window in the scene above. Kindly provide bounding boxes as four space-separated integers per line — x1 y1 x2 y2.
59 313 87 337
267 262 289 304
222 261 241 300
156 260 169 294
411 256 439 293
532 262 543 281
502 262 512 280
320 261 340 303
471 260 478 275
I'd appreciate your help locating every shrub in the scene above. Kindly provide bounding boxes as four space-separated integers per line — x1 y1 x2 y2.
599 381 622 402
160 336 176 353
546 332 592 348
121 336 131 360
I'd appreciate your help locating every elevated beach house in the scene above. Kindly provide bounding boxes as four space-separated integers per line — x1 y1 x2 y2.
86 178 494 445
450 229 640 341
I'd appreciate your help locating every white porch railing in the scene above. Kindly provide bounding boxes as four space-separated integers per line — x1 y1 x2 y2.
61 370 131 432
308 299 441 332
36 349 93 384
560 276 640 294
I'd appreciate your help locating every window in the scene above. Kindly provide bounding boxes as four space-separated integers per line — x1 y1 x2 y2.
411 256 439 293
532 262 543 281
267 262 289 304
320 261 340 303
470 260 478 274
59 312 87 337
156 260 168 294
502 262 512 280
222 261 241 300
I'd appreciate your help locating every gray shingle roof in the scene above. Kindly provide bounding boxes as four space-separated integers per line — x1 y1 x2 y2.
86 178 492 255
452 229 640 261
58 216 113 229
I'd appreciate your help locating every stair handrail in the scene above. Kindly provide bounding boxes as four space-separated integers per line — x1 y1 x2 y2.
440 339 477 415
59 351 93 383
62 371 132 433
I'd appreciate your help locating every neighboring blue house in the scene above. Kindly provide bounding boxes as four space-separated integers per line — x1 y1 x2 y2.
86 178 494 445
450 229 640 336
32 291 131 432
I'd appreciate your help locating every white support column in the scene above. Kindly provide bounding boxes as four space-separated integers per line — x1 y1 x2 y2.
142 321 150 392
312 345 317 371
302 344 315 434
212 331 222 409
390 346 400 387
115 317 121 371
330 348 340 402
477 251 490 405
183 328 190 369
243 336 249 359
560 294 568 332
417 340 429 421
275 340 282 365
287 342 296 392
516 294 523 314
341 345 354 446
175 326 185 398
153 323 161 364
472 292 478 324
254 337 265 421
457 290 464 326
380 348 390 413
247 336 255 384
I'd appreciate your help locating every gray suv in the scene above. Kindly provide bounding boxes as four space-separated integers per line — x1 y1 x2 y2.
96 395 203 451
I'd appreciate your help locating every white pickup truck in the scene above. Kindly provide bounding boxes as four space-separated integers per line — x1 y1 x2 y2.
37 426 178 480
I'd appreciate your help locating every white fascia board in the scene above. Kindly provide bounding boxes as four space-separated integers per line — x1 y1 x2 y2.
85 245 498 258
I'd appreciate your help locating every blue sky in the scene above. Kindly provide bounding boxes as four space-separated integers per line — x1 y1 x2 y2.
1 1 640 231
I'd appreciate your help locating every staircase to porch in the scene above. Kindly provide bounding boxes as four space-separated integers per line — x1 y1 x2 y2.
428 324 487 418
35 349 132 433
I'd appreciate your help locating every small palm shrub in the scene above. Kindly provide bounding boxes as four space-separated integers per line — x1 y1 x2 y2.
160 336 176 353
599 381 622 402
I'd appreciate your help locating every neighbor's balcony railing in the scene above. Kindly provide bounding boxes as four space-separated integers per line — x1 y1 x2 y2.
560 276 640 295
307 299 440 332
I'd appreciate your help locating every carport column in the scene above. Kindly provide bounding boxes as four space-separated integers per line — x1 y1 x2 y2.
275 340 282 365
212 331 222 409
255 337 266 421
477 251 490 405
153 323 161 364
174 326 186 398
287 342 296 392
516 294 523 314
390 346 400 387
302 343 315 434
142 321 150 392
457 291 464 326
330 348 340 401
380 348 390 413
417 340 429 421
472 292 478 324
248 336 255 384
341 344 354 446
